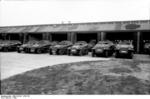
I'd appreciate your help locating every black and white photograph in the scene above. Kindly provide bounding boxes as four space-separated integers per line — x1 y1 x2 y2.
0 0 150 97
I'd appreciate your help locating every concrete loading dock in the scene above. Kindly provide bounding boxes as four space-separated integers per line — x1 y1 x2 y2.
0 20 150 53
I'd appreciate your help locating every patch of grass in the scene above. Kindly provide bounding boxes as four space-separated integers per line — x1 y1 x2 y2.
109 67 132 74
1 60 150 94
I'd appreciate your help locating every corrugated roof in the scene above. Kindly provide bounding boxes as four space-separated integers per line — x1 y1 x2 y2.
21 26 33 33
0 27 8 33
0 20 149 33
7 27 18 33
13 27 27 33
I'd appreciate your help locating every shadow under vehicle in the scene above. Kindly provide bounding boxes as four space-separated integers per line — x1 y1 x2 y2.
24 40 52 54
68 41 89 56
49 41 72 55
92 41 115 57
144 42 150 55
115 41 134 59
0 40 21 52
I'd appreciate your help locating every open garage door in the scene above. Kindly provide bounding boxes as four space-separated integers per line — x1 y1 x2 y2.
0 34 3 40
28 33 43 41
106 32 134 42
142 32 150 42
105 32 137 51
51 33 67 41
76 33 97 43
141 32 150 53
6 34 20 41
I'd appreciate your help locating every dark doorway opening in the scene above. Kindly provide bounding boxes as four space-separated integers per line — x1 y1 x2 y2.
6 34 20 41
51 33 67 41
106 32 136 51
0 34 3 40
142 32 150 42
106 32 134 41
76 33 97 43
141 32 150 53
28 33 43 41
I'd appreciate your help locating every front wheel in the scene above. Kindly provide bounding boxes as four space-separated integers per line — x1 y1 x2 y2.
49 50 52 55
36 49 42 54
3 47 8 52
17 50 21 53
79 50 83 56
115 52 119 58
85 49 89 55
92 52 95 57
58 50 63 55
128 52 133 59
105 51 109 57
67 50 71 56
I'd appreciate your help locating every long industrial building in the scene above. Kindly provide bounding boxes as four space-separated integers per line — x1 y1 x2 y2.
0 20 150 53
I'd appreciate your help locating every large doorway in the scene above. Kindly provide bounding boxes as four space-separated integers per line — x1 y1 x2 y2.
106 32 134 41
141 31 150 53
27 33 43 41
51 33 67 41
105 32 137 51
6 34 20 41
76 33 97 43
0 34 3 40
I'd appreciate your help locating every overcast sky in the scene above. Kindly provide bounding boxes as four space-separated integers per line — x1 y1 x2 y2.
0 0 150 26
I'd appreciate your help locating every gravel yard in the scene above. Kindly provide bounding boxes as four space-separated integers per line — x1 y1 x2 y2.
0 52 110 80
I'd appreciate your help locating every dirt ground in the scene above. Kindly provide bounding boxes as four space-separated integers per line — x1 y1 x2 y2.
1 53 150 94
0 52 109 80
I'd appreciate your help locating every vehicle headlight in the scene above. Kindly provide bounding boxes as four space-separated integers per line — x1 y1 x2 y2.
103 47 109 50
128 47 133 50
52 48 57 51
50 46 53 49
31 48 35 50
19 47 23 49
68 47 71 50
145 46 149 49
92 48 95 50
116 47 120 50
71 49 77 51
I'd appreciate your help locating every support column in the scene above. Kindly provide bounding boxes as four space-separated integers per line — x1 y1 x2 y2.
23 33 28 43
42 33 49 40
49 33 52 41
74 33 77 43
101 32 106 41
70 32 76 43
2 33 6 40
0 34 2 40
46 33 49 40
97 32 101 41
136 31 141 53
28 34 32 41
67 33 71 41
19 33 23 43
8 34 11 40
